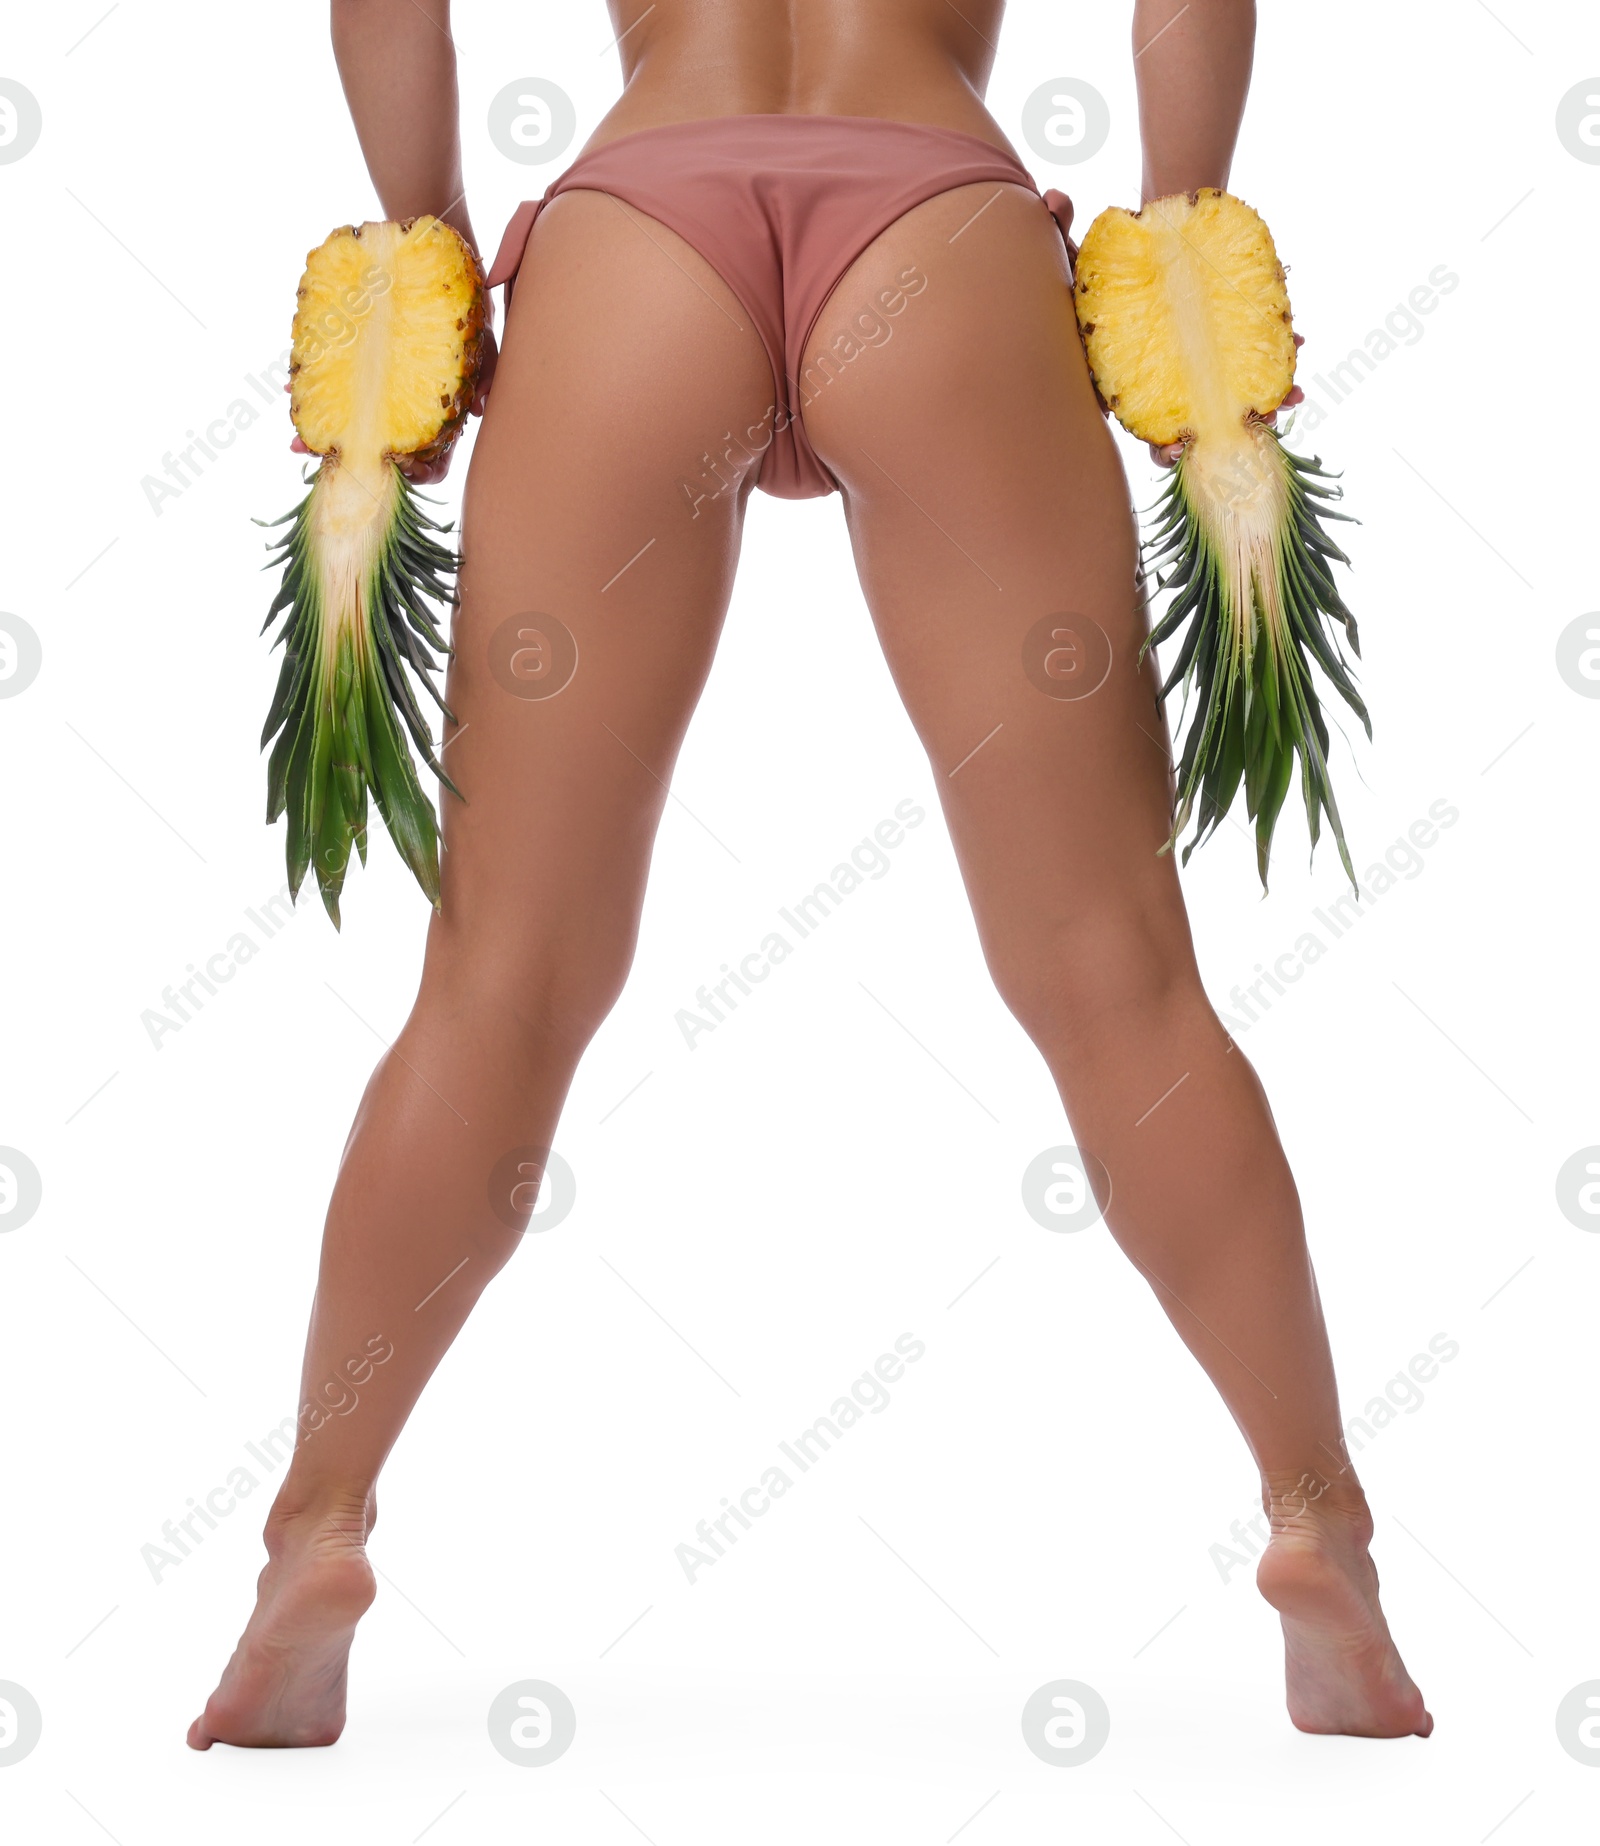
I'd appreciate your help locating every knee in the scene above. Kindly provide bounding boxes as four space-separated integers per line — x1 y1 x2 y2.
422 925 636 1062
985 904 1200 1059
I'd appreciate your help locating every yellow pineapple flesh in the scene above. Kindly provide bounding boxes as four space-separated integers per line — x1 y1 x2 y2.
291 217 484 473
1075 189 1295 446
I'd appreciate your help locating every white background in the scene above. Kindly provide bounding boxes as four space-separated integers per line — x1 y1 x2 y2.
2 1 1597 1839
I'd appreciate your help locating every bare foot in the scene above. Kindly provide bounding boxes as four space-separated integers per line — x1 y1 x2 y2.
188 1498 376 1749
1254 1478 1431 1738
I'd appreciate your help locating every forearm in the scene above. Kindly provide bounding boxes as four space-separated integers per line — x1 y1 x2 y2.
330 0 477 253
1133 0 1255 201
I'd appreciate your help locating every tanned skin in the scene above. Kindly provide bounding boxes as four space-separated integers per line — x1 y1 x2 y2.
192 0 1428 1749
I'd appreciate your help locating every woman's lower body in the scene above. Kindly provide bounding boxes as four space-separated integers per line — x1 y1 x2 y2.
191 114 1428 1748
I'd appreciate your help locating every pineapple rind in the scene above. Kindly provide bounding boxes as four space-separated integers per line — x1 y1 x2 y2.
259 461 462 926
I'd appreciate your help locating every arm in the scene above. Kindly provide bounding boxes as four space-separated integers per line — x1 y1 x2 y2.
330 0 478 254
1132 0 1255 201
1129 1 1299 458
323 0 494 473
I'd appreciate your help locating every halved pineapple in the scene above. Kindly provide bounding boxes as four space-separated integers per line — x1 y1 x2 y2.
1074 189 1368 890
259 217 486 926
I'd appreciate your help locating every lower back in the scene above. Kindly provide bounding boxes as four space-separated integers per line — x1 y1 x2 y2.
589 0 1012 150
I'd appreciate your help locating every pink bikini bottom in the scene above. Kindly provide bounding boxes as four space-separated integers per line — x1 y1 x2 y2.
486 113 1076 500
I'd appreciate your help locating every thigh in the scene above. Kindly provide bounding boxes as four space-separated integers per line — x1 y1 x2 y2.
800 182 1198 993
425 188 774 1009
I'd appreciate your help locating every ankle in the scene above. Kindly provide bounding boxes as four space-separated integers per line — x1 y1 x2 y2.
264 1484 374 1559
1260 1470 1373 1547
